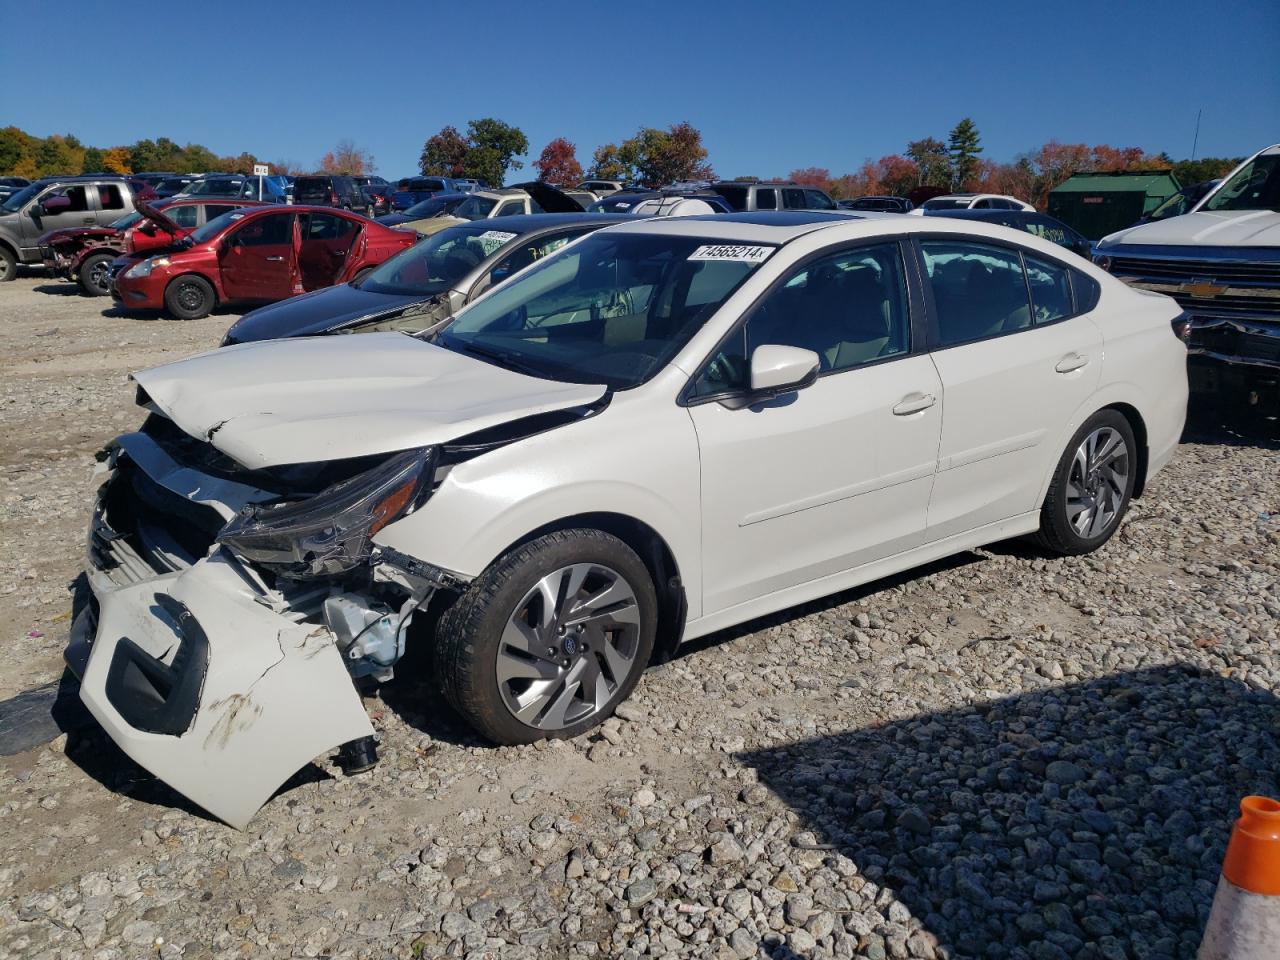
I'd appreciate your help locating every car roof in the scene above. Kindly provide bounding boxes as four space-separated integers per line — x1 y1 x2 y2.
33 174 130 185
925 208 1042 221
604 210 1091 260
448 212 633 233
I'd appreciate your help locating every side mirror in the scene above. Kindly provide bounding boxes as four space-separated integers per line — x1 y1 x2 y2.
749 345 820 396
139 223 157 236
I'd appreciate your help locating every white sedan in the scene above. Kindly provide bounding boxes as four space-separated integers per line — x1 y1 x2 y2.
71 212 1188 826
911 193 1036 214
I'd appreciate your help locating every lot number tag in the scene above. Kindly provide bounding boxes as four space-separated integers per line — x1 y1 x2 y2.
688 245 772 263
479 230 518 243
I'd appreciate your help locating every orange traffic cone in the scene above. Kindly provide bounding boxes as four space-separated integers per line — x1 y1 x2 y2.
1198 796 1280 959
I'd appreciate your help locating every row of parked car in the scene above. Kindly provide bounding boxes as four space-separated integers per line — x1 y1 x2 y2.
12 156 1275 428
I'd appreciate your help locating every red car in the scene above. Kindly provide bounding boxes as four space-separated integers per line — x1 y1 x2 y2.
40 199 267 296
111 205 416 320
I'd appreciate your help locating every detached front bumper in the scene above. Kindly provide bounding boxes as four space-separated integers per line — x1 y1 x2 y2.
70 435 380 828
71 555 374 829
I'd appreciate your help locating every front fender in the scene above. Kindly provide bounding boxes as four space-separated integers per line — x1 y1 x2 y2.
373 396 704 620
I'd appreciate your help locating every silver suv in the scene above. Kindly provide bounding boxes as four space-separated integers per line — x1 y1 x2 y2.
707 180 836 212
0 176 138 281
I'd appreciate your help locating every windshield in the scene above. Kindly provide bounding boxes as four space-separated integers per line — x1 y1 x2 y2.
435 232 774 389
922 197 972 210
109 211 144 230
1201 154 1280 212
1 183 42 213
358 223 521 296
181 179 244 197
189 208 249 243
453 195 498 220
402 197 451 219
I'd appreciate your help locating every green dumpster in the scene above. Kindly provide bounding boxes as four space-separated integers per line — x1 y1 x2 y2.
1048 170 1182 241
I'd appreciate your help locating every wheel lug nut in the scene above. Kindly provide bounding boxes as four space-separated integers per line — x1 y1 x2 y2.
546 647 556 656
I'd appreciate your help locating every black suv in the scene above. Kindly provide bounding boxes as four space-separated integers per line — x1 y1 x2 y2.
292 175 365 211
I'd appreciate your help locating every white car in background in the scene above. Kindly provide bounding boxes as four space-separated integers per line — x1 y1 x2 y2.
70 211 1187 826
911 193 1036 214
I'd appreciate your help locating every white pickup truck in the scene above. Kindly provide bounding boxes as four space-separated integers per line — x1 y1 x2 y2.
1094 144 1280 417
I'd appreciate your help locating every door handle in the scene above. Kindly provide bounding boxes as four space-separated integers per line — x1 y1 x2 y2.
1054 353 1089 374
892 392 937 416
82 217 94 224
265 255 285 261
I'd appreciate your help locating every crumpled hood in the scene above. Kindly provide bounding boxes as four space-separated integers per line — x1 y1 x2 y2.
1100 209 1280 248
133 333 607 469
223 283 440 344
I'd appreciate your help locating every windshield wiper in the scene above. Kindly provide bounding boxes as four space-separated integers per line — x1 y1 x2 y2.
454 340 545 378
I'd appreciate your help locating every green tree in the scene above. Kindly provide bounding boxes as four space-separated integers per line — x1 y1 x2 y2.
0 126 32 174
419 125 470 177
947 118 983 189
465 118 528 186
907 137 950 188
81 147 106 173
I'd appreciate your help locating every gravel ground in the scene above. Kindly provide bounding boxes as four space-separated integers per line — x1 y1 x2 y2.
0 274 1277 960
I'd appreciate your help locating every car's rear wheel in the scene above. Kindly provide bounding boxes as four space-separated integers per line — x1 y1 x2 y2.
1035 410 1136 555
77 252 114 296
0 246 15 282
164 275 215 320
435 530 657 745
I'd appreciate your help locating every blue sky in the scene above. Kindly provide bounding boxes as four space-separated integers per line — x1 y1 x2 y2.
2 0 1277 179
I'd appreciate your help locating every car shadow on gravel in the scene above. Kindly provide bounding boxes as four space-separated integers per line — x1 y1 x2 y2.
741 664 1280 959
32 282 84 297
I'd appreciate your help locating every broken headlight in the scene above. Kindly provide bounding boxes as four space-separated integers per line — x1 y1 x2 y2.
216 447 435 579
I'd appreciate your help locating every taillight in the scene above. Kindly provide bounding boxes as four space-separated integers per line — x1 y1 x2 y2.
329 188 338 204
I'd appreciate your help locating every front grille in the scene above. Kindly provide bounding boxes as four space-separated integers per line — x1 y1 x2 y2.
1175 293 1280 314
1109 256 1280 286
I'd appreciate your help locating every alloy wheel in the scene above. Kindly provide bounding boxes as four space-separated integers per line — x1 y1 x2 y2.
88 259 110 293
1066 426 1129 538
495 562 641 730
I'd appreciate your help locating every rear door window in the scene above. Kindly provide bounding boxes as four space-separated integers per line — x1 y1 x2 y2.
165 205 200 229
920 241 1033 346
96 184 125 210
1023 254 1074 324
755 188 777 210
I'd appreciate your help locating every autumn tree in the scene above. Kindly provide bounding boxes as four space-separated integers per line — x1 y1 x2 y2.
907 137 950 188
876 155 919 197
591 122 713 188
419 126 470 177
789 167 832 190
588 144 628 181
102 147 133 174
533 138 583 187
947 118 983 189
320 138 376 175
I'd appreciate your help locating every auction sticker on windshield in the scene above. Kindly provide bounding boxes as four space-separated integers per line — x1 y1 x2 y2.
479 230 518 243
688 245 773 263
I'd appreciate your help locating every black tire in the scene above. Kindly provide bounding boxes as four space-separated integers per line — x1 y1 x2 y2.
435 529 658 745
0 246 15 282
77 252 114 296
163 274 216 320
1035 409 1137 556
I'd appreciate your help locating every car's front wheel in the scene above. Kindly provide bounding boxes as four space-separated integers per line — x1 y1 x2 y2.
0 246 15 282
435 529 657 745
1036 410 1137 555
164 275 216 320
77 252 114 296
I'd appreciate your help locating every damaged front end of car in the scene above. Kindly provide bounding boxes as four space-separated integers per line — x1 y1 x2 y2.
69 414 464 829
